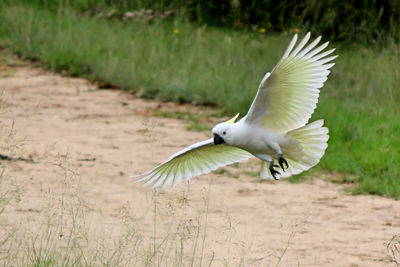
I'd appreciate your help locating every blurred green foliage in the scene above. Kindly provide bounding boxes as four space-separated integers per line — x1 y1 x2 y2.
3 0 399 45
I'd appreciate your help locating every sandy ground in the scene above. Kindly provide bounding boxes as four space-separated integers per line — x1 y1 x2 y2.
0 56 400 266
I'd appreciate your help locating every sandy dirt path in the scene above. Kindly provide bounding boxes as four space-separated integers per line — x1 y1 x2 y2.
0 57 399 266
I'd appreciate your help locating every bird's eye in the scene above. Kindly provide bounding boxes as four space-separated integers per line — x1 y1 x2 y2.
223 131 226 135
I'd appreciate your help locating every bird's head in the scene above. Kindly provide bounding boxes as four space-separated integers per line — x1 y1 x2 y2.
212 113 240 146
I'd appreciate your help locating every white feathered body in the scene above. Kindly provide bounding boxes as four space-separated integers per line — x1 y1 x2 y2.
227 118 292 157
220 116 329 179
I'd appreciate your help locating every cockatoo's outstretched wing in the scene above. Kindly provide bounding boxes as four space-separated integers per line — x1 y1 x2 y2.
134 139 253 189
245 32 337 133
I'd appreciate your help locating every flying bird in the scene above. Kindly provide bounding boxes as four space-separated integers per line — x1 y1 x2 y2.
134 32 337 189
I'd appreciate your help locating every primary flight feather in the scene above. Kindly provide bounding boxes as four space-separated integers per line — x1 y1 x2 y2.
133 32 337 189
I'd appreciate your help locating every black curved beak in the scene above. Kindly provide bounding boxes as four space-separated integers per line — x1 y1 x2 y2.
213 134 225 145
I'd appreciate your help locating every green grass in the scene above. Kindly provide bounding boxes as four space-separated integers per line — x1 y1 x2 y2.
155 111 212 131
5 0 400 45
0 3 399 197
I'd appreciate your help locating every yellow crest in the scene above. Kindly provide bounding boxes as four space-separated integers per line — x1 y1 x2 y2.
226 113 240 124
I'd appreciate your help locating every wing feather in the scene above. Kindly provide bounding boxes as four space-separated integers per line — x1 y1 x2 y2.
161 160 180 189
303 42 330 59
307 48 336 62
245 33 336 132
134 138 253 188
289 32 310 57
280 34 298 60
142 172 161 186
172 165 184 188
296 36 321 57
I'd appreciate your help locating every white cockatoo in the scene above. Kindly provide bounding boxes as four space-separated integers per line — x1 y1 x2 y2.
134 32 337 189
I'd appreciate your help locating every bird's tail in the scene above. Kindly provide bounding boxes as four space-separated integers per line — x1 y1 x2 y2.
260 120 329 179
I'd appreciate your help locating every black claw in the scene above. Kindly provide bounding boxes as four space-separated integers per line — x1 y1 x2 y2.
269 162 280 180
278 155 289 171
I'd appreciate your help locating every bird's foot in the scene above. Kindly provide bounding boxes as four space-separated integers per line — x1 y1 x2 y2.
269 161 280 180
278 154 289 171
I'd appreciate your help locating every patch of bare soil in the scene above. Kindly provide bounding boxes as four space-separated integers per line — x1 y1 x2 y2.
0 57 399 266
